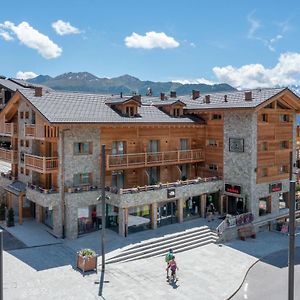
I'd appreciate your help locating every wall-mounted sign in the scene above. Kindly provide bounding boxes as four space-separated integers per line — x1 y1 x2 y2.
167 188 176 198
225 184 241 195
229 138 244 153
269 183 282 193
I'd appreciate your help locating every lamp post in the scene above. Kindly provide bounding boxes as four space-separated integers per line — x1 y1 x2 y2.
100 144 106 272
0 229 3 300
288 151 295 300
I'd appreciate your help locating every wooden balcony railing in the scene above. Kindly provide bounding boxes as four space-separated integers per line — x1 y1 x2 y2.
24 154 58 173
106 148 204 171
3 123 17 136
0 147 18 163
25 124 35 137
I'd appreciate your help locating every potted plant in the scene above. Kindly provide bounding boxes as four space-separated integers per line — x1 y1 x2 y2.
76 248 97 275
0 203 5 221
7 207 15 227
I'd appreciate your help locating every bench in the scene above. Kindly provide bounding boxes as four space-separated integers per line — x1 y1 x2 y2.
238 225 256 241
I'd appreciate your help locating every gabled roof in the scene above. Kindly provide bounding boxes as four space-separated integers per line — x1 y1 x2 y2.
105 96 141 106
151 99 186 107
0 79 24 92
18 89 197 124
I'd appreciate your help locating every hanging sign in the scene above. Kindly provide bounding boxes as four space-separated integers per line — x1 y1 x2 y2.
225 184 241 195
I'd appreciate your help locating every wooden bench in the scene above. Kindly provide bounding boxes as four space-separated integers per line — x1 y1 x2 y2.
238 225 256 241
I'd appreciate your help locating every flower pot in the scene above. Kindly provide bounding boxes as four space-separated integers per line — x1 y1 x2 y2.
76 253 97 274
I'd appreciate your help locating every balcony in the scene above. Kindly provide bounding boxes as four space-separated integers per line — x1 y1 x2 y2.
26 183 59 207
25 124 35 137
24 154 58 173
0 147 18 163
1 123 17 136
106 149 205 171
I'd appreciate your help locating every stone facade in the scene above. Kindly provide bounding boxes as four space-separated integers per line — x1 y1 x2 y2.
223 111 257 213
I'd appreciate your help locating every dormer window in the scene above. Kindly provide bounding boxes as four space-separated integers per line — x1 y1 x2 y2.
126 106 135 117
173 108 181 117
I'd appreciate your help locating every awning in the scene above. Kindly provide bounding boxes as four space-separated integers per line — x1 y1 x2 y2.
5 181 26 196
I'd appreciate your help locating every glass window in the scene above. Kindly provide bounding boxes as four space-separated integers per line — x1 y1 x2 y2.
148 140 159 153
126 106 135 117
73 173 91 186
73 142 92 155
279 141 288 149
208 164 218 171
259 197 271 216
279 165 288 174
262 142 268 151
262 114 268 122
212 114 222 120
173 108 180 117
208 139 217 147
148 167 160 185
112 141 125 155
279 114 289 122
112 171 124 189
180 139 188 150
180 164 189 180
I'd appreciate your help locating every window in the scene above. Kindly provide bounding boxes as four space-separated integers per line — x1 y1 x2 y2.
262 114 268 122
173 108 181 117
73 172 92 186
262 167 268 177
259 197 271 216
262 142 268 151
279 165 288 174
20 111 24 119
279 192 289 210
207 139 217 147
73 142 92 155
31 111 36 124
148 140 159 153
20 151 24 162
25 111 29 119
112 141 125 155
180 139 188 151
25 140 29 148
125 106 135 117
279 114 289 122
279 141 288 150
20 140 24 147
208 164 218 171
112 171 124 189
25 169 30 176
212 114 222 120
20 167 24 174
180 164 189 180
148 167 160 185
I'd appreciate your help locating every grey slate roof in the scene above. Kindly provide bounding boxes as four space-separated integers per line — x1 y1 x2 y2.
5 181 26 196
181 88 287 110
19 89 196 124
0 79 23 92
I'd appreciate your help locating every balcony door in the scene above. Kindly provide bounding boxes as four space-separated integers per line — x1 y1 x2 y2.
148 140 159 153
112 171 124 190
112 141 125 155
148 167 160 185
180 139 188 150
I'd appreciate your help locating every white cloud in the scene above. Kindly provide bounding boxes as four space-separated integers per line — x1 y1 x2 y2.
247 11 261 39
124 31 179 49
0 31 13 41
52 20 80 36
212 52 300 89
172 78 215 85
16 71 38 80
0 21 62 59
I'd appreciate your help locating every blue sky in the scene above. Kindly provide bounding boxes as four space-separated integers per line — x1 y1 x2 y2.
1 0 300 88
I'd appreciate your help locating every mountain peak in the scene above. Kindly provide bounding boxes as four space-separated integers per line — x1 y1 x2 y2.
54 72 99 81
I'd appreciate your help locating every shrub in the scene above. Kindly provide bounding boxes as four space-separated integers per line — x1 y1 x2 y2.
7 207 14 227
79 248 96 257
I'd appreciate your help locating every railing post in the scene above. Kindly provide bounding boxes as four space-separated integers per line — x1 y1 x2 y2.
43 157 46 172
126 154 129 168
145 152 147 166
178 150 180 163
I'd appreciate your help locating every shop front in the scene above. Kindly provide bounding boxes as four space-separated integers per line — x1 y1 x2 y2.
128 205 151 233
43 206 53 228
157 200 177 227
224 184 246 215
183 196 200 220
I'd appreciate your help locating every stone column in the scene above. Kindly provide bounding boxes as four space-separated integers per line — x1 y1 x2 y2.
53 205 63 238
118 207 128 237
65 205 78 239
177 198 184 223
200 194 207 218
35 203 43 223
151 202 157 229
219 195 225 215
18 194 23 225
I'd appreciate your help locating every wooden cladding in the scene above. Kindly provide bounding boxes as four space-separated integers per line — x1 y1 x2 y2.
24 154 58 173
0 147 18 164
106 148 204 171
24 124 59 139
44 125 59 138
0 123 18 136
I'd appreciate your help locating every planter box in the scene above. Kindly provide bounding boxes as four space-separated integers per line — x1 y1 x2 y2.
76 254 97 274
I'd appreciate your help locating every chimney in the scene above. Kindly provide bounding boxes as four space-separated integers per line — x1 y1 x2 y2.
120 92 123 98
170 91 176 98
205 95 210 104
132 95 141 102
244 91 252 101
192 90 200 100
34 87 43 97
160 93 165 101
224 95 228 102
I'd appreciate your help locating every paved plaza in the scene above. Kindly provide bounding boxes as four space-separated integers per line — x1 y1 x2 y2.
2 219 300 299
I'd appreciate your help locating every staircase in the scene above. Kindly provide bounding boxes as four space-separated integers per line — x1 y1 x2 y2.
106 225 218 264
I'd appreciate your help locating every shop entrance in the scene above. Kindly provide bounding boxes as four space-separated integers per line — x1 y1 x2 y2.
183 196 200 220
43 207 53 228
227 196 245 215
157 201 177 227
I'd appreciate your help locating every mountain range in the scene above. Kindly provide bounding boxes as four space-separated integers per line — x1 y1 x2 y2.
28 72 235 96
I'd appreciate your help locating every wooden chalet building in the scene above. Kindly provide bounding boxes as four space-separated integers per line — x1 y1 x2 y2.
0 81 300 239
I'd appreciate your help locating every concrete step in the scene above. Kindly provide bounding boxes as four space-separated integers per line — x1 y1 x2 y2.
106 231 218 264
124 225 211 251
109 229 216 260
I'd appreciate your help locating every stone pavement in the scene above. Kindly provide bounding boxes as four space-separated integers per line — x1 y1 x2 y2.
3 218 300 300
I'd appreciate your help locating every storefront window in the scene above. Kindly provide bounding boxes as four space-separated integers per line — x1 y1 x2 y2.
183 197 200 219
279 192 288 210
157 201 177 227
128 205 151 233
259 197 271 216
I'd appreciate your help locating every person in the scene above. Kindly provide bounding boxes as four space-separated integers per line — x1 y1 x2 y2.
91 208 97 229
166 256 179 282
207 202 216 222
165 249 174 279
